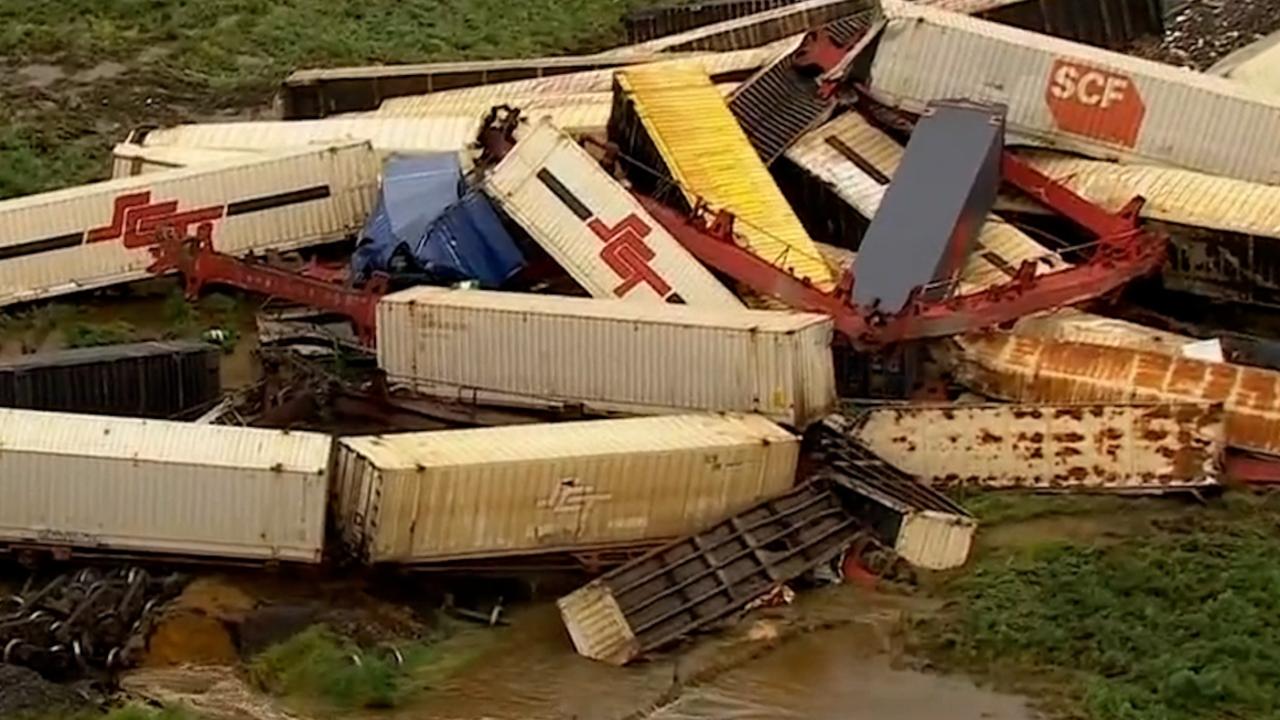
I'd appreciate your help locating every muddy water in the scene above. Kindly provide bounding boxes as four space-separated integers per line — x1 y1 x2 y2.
406 588 1038 720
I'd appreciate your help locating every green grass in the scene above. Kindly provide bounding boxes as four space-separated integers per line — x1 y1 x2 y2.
0 0 649 196
248 624 481 711
917 507 1280 720
62 319 137 348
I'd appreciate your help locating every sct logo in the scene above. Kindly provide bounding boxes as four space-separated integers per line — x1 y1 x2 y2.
1045 59 1146 148
587 214 674 299
87 191 225 249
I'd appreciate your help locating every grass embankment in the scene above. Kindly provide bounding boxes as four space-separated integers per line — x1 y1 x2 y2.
249 623 487 713
0 0 643 198
919 492 1280 720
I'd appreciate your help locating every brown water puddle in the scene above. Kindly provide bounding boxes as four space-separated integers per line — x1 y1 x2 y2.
398 587 1037 720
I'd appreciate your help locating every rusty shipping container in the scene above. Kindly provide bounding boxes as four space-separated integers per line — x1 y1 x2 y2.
625 0 809 44
127 118 483 159
852 402 1224 491
0 142 379 307
481 119 741 308
0 408 330 563
558 480 862 665
376 287 836 427
864 1 1280 184
953 333 1280 457
0 341 220 419
332 414 799 564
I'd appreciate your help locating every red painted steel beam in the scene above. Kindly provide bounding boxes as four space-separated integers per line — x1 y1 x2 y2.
148 225 386 345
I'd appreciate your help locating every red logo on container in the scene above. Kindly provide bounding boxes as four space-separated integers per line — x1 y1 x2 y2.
587 214 674 299
1045 59 1146 148
87 191 226 248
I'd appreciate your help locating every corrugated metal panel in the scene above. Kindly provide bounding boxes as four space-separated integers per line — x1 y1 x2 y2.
814 424 976 569
0 408 330 562
613 0 870 54
482 119 741 308
557 582 636 666
111 144 255 178
625 0 808 43
1010 309 1194 356
0 142 379 307
612 62 834 290
853 402 1224 490
785 112 1064 292
558 480 863 665
134 118 481 157
376 287 836 427
1214 33 1280 96
333 413 799 562
0 340 220 419
1000 151 1280 239
374 42 786 113
867 1 1280 184
953 333 1280 457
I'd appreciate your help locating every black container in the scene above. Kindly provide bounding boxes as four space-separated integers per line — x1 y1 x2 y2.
0 340 221 419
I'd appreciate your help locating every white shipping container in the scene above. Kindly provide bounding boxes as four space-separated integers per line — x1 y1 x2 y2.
376 287 836 427
483 119 741 308
131 117 481 158
0 408 331 562
0 141 379 307
111 143 257 178
867 1 1280 184
333 413 799 563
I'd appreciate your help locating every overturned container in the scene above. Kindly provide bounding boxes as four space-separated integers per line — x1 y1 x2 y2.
0 142 378 307
0 408 331 563
125 118 482 160
480 118 741 308
332 413 799 564
376 287 836 427
850 402 1224 492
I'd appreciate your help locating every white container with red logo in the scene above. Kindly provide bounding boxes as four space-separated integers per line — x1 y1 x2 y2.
481 118 742 308
0 141 379 307
865 1 1280 184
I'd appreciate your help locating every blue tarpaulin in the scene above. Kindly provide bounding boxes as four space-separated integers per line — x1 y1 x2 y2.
353 154 524 286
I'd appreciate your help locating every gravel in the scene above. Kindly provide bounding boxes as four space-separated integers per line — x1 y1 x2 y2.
1128 0 1280 69
0 664 92 718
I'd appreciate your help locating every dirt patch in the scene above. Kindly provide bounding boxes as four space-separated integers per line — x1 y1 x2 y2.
143 577 260 667
17 63 65 88
74 61 127 84
0 664 92 717
122 666 303 720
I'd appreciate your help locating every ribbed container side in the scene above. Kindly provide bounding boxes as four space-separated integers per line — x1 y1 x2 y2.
868 1 1280 184
1010 309 1192 355
376 287 835 427
895 512 977 570
614 62 833 290
856 402 1224 490
333 414 800 561
482 119 741 308
0 408 331 562
374 42 782 113
954 333 1280 456
0 142 379 307
329 443 381 559
785 112 1065 291
111 144 255 178
139 118 481 156
558 582 638 665
614 0 869 54
1003 151 1280 239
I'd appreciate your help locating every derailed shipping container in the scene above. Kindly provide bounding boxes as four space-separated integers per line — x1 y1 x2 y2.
111 144 255 178
376 287 836 427
0 341 220 419
127 118 482 160
332 414 799 564
481 119 742 308
0 142 379 307
0 408 330 563
953 333 1280 457
852 402 1224 491
865 1 1280 184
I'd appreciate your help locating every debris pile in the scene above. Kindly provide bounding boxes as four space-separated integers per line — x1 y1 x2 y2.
5 0 1280 673
1129 0 1280 68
